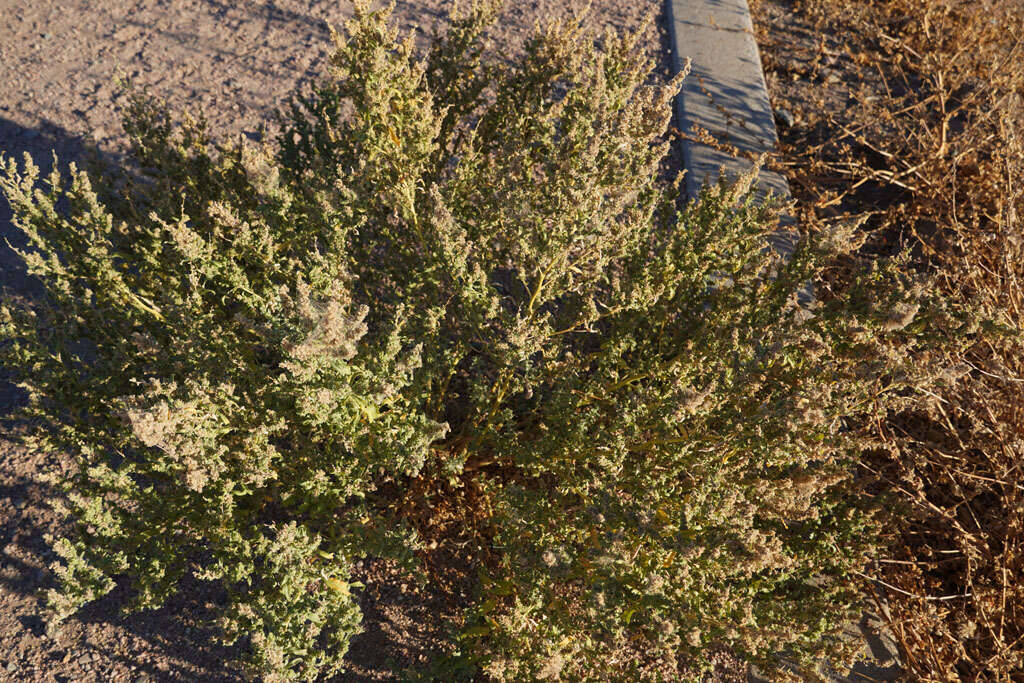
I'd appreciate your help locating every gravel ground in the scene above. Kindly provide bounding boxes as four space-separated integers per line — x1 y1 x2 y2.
0 1 678 680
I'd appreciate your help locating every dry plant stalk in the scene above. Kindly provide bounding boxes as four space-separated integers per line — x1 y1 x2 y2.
769 0 1024 678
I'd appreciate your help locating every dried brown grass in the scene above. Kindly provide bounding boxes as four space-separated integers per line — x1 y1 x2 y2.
764 0 1024 678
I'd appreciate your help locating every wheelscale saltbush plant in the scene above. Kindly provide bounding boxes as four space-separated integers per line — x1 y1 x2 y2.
0 1 977 680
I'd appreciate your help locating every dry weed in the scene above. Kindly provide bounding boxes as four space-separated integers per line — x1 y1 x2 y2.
764 0 1024 678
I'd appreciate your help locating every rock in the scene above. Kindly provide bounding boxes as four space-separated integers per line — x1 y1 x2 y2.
6 661 19 672
775 108 796 128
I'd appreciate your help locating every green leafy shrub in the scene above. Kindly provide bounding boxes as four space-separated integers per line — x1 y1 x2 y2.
0 1 974 679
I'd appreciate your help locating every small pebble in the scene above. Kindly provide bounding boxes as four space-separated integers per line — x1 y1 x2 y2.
775 109 795 128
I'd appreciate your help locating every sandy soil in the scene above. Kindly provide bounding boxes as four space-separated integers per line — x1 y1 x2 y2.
750 0 892 222
0 1 677 680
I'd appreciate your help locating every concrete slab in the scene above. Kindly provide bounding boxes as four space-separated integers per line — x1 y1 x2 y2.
665 0 790 202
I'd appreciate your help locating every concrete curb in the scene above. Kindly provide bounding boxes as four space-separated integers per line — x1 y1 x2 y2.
662 1 902 681
664 0 789 202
